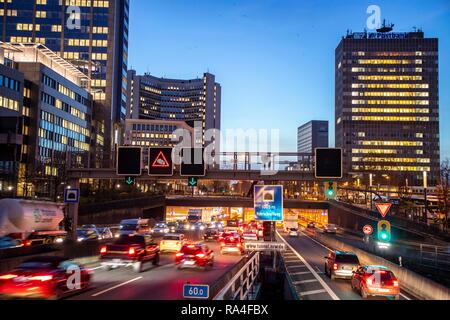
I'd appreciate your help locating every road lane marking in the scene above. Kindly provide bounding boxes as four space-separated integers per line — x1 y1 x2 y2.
400 293 412 300
90 266 103 271
300 231 333 252
91 277 143 297
290 271 311 276
299 289 327 297
293 279 319 285
278 231 340 300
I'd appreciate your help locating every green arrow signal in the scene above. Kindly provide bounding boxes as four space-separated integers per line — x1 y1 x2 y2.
125 177 135 186
188 177 198 187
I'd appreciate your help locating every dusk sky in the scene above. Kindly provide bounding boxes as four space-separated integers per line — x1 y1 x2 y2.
128 0 450 159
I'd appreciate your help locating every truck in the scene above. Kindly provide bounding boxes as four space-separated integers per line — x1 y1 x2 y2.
0 199 66 246
284 211 299 232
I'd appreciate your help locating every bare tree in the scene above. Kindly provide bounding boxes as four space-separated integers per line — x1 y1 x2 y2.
437 159 450 231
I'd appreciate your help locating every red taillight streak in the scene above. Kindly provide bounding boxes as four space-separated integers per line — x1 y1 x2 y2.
393 280 399 287
29 275 53 282
196 253 205 259
0 274 18 280
333 264 338 270
100 246 107 254
128 247 136 256
176 253 184 257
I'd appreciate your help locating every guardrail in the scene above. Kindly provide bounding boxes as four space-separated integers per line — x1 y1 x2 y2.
214 252 260 300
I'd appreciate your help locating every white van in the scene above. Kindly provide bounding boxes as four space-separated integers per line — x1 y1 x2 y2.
119 219 151 236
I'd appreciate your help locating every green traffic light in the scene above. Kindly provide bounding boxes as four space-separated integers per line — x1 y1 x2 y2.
380 232 388 240
327 189 334 196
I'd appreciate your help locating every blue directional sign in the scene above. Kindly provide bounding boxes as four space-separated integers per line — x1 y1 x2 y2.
183 284 209 299
64 188 80 204
254 185 284 221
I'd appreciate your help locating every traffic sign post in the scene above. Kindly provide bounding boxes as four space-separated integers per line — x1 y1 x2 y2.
254 185 284 222
64 188 80 204
149 148 173 176
183 284 209 299
376 203 392 218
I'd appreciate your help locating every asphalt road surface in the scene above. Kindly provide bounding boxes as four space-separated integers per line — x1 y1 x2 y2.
278 230 417 300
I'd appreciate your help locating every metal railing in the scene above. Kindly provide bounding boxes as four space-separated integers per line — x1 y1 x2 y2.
213 252 260 300
419 243 450 268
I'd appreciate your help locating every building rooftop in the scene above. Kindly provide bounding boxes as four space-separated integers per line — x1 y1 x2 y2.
0 42 90 86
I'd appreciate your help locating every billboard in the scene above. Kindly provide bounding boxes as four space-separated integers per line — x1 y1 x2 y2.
254 185 284 221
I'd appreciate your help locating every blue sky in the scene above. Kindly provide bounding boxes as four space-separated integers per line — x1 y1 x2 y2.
128 0 450 159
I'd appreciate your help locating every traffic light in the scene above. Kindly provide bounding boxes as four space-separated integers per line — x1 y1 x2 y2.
324 182 337 200
377 220 391 242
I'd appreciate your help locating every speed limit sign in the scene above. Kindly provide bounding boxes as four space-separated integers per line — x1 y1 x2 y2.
363 225 373 235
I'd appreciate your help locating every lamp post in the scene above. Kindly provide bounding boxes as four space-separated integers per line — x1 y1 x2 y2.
423 171 428 224
369 173 373 210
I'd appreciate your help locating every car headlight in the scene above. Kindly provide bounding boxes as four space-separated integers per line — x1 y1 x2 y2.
55 238 64 244
114 234 120 238
200 226 205 231
191 225 196 230
77 238 83 242
164 229 169 233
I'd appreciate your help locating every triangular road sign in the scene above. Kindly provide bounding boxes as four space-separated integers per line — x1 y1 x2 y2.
376 203 392 218
152 151 170 168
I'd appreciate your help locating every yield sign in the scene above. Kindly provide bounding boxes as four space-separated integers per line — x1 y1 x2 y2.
376 203 392 218
152 151 170 168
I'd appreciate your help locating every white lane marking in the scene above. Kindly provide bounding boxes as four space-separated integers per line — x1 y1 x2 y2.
278 231 340 300
299 289 327 297
300 231 333 252
290 271 311 276
90 266 103 271
400 293 412 300
293 279 319 285
91 277 143 297
287 265 308 270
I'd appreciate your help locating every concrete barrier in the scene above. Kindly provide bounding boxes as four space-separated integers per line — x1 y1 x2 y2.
313 232 450 300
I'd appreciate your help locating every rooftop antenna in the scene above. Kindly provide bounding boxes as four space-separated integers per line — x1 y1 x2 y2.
377 19 394 33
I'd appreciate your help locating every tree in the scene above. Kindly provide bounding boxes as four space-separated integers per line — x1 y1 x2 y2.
437 159 450 231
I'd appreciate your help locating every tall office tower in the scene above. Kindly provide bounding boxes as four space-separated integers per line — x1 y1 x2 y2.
335 29 439 186
0 0 129 168
297 120 329 154
126 71 221 156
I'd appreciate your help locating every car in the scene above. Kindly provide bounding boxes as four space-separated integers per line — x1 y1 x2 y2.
242 229 259 241
176 243 214 270
81 224 97 230
0 237 23 249
307 222 316 229
190 222 206 231
351 266 400 300
152 222 169 235
324 251 360 280
0 256 91 300
324 224 338 234
100 234 160 273
98 227 114 240
167 222 179 233
77 228 102 242
220 232 245 255
203 228 220 241
119 219 151 236
288 228 299 237
160 234 186 253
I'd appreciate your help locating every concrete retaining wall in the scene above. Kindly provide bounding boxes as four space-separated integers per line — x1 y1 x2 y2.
314 232 450 300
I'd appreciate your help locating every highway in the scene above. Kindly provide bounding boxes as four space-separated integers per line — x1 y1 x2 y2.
69 241 243 300
277 230 417 300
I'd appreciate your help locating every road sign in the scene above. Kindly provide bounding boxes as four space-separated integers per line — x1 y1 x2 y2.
376 203 392 218
315 148 343 179
180 148 205 177
324 181 338 200
377 220 391 242
254 185 284 221
244 242 286 252
363 225 373 235
149 148 173 176
188 177 198 187
116 147 142 176
125 176 135 186
64 189 80 204
183 284 209 299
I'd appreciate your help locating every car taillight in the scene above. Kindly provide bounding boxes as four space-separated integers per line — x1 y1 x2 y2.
393 280 399 287
128 247 136 256
196 253 205 259
100 246 107 254
0 274 18 280
333 263 338 270
176 252 184 258
366 277 374 286
221 242 225 247
24 240 32 247
29 275 53 282
237 243 241 248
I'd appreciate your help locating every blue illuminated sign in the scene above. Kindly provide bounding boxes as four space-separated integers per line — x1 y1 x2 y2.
254 185 284 221
183 284 209 299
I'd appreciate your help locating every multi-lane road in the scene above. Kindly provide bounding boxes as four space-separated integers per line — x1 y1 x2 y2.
278 230 417 300
69 242 242 300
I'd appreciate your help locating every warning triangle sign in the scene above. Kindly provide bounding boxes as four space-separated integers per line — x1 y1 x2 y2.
152 151 170 168
376 203 392 218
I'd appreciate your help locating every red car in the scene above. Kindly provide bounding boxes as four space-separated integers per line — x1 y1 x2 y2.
0 256 91 300
220 232 245 255
176 243 214 270
351 265 400 300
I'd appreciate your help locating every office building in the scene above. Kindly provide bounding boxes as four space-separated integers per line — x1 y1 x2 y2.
0 43 92 198
0 0 129 167
335 29 439 185
297 120 329 154
126 71 221 157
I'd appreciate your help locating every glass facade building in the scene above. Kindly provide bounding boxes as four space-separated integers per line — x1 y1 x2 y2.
0 0 129 167
297 121 329 154
335 30 440 185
